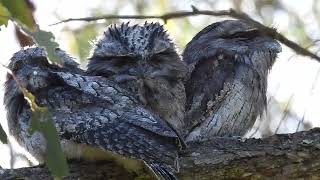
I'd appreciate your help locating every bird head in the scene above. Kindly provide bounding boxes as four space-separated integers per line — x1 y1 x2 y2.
183 20 282 74
87 22 187 84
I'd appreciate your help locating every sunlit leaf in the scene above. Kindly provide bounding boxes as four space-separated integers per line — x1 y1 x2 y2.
0 3 10 27
21 87 37 109
1 0 35 30
0 124 7 144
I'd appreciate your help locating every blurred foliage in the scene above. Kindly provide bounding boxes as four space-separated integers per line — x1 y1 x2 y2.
0 0 35 30
68 24 98 62
0 3 10 26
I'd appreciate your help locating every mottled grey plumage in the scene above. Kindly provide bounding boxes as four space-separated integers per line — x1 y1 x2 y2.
87 22 188 136
4 20 282 179
4 47 182 180
183 20 281 141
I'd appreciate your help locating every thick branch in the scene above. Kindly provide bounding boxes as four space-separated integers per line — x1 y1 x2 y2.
1 128 320 179
51 8 320 63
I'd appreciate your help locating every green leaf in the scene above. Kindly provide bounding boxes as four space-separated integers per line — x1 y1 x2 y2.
21 27 62 64
0 3 10 27
0 124 8 144
1 0 35 30
30 29 61 63
30 107 69 178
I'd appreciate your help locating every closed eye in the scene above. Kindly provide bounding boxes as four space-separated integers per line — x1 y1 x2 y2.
101 56 136 67
150 49 177 63
88 56 135 77
222 29 261 40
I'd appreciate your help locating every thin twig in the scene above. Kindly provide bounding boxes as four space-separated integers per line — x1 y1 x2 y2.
51 7 320 62
50 8 233 25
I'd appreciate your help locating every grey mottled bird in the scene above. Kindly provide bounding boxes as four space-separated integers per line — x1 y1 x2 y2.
87 22 188 136
183 20 281 141
4 47 182 180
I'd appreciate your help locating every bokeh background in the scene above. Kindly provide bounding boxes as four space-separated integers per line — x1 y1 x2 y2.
0 0 320 169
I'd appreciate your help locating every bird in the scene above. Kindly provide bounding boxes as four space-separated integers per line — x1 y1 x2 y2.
183 20 281 142
4 47 183 180
87 22 188 136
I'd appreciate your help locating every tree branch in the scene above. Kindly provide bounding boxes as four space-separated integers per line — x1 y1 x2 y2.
1 128 320 179
51 8 320 63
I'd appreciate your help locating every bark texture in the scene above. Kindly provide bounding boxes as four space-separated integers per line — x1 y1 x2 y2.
1 128 320 180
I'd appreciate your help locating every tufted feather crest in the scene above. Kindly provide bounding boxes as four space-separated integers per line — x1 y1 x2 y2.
93 22 174 58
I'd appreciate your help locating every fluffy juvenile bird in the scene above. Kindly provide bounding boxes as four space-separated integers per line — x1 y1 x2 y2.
183 20 281 141
87 22 188 136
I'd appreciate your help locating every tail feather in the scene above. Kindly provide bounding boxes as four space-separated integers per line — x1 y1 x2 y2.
148 162 178 180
